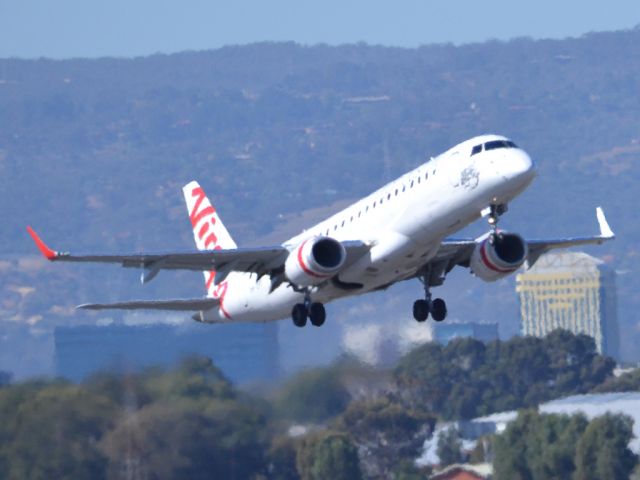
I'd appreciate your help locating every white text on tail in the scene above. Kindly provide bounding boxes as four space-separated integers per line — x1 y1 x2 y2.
183 181 237 298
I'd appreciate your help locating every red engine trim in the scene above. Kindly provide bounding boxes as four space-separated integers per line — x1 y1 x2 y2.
297 239 331 279
479 239 518 274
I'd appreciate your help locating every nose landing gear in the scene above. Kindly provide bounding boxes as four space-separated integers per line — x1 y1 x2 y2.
485 203 508 232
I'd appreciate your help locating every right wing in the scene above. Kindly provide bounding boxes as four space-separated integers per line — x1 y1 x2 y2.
27 226 289 283
27 227 370 285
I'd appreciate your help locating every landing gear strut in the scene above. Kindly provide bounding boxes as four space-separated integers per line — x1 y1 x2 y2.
413 269 447 322
291 288 326 327
487 203 508 232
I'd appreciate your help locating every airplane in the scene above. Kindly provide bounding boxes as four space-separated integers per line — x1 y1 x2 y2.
27 134 615 327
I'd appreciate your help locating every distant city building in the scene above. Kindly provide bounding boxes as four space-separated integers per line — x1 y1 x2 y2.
516 251 619 360
54 322 279 384
432 322 499 345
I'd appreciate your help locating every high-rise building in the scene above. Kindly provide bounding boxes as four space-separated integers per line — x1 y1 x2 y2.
54 322 280 384
516 251 619 360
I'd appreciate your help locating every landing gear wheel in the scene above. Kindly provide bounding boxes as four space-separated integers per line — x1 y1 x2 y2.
431 298 447 322
309 303 326 327
292 304 307 327
413 299 429 322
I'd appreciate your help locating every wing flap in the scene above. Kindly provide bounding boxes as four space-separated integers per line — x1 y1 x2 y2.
77 298 220 311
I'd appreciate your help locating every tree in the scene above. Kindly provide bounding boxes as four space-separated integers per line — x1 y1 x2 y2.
493 410 588 480
267 435 300 480
296 431 362 480
393 331 616 421
275 366 351 423
437 426 464 467
0 382 116 480
593 368 640 393
337 397 434 478
101 401 267 480
573 413 638 480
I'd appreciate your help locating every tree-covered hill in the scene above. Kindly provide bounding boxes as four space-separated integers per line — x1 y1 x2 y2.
1 27 639 365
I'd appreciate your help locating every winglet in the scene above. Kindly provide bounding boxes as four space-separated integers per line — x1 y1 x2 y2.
26 226 57 260
596 207 614 239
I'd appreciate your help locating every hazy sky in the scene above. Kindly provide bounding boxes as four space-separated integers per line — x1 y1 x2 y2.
1 0 639 58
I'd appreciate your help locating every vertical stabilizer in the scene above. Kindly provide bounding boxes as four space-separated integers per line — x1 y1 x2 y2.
182 181 237 297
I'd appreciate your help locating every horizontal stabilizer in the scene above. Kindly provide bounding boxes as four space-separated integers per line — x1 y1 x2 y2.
77 298 220 311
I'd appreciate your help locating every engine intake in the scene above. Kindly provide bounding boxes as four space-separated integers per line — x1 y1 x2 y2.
285 236 346 287
470 231 528 282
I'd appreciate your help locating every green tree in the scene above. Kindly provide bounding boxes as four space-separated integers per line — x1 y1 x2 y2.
493 410 588 480
337 397 435 478
296 431 362 480
593 368 640 393
101 401 267 480
573 413 638 480
275 366 351 423
0 382 116 480
437 426 464 467
267 435 300 480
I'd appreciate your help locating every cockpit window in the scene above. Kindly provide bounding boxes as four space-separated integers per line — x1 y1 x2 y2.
471 144 482 156
484 140 518 151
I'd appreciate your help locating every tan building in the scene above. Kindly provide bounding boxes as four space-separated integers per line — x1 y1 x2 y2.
516 251 619 360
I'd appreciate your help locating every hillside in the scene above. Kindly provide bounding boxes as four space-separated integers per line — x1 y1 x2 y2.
1 28 639 374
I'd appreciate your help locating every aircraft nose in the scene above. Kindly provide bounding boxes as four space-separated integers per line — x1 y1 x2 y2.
505 150 536 184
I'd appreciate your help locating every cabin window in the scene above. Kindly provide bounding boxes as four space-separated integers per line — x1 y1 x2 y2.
387 193 391 200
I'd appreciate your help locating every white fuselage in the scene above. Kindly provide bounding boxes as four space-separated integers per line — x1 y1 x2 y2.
204 135 536 323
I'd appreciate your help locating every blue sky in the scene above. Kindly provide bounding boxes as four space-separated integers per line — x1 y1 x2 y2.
1 0 639 58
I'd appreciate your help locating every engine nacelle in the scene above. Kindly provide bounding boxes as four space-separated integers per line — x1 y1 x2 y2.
285 236 346 287
470 231 528 282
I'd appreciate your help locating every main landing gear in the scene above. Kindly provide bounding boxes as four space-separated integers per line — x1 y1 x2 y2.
291 289 326 327
413 271 447 322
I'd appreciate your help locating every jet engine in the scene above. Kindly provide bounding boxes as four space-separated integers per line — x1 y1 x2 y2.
285 237 346 287
470 231 528 282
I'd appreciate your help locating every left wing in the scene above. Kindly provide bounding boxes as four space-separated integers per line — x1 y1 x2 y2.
420 207 614 285
524 207 614 267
